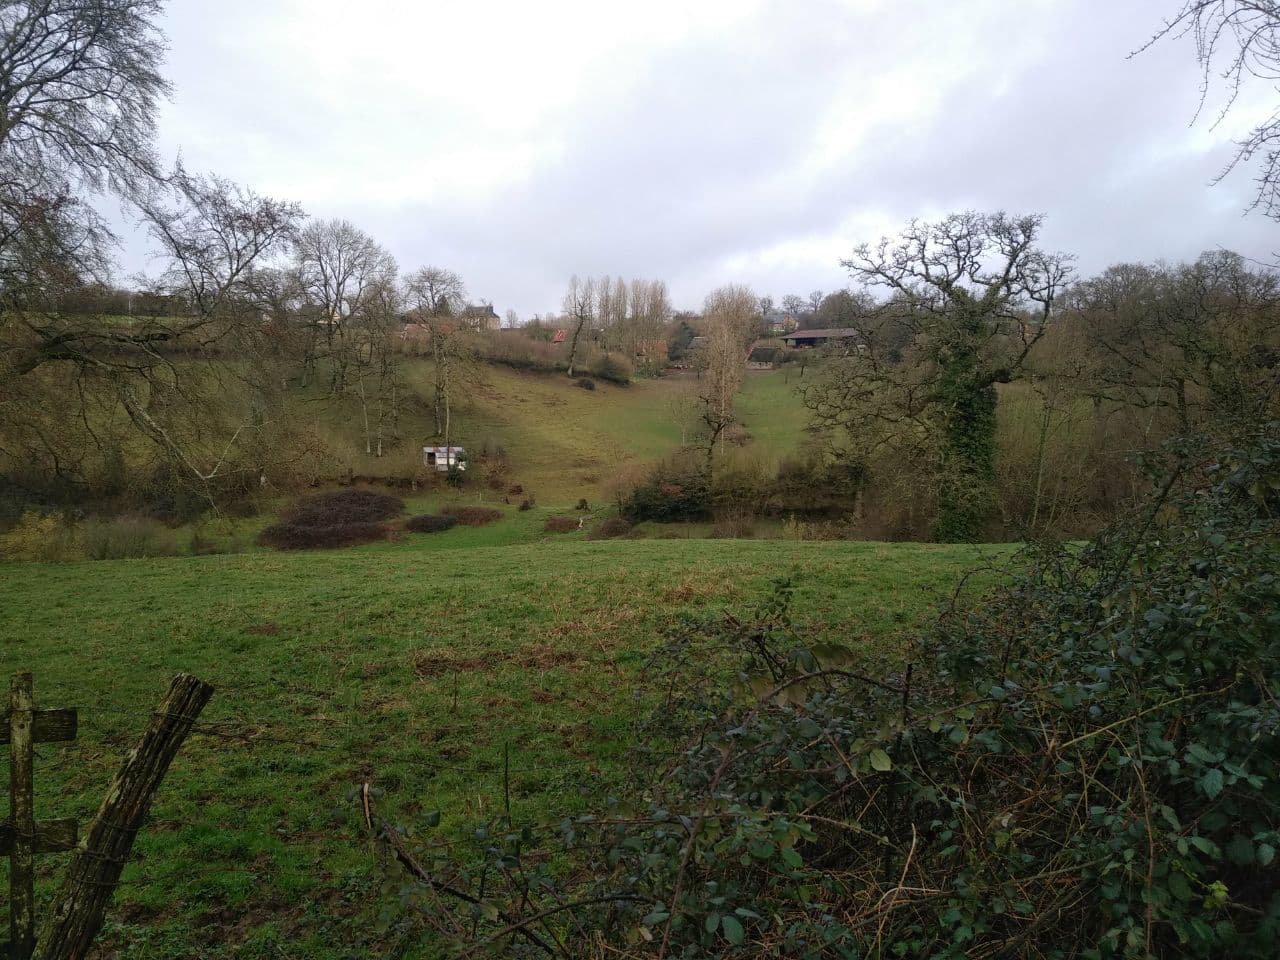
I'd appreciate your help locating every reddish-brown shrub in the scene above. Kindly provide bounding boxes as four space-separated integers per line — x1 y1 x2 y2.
544 516 579 533
441 506 503 527
257 521 390 550
587 517 634 540
282 488 404 527
405 514 458 533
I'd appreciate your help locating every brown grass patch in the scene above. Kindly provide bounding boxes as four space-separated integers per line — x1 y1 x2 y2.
409 648 489 679
441 505 504 527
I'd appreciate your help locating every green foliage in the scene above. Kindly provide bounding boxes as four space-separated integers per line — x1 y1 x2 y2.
589 352 634 385
934 377 998 542
81 516 183 560
0 510 81 561
620 456 712 522
387 423 1280 957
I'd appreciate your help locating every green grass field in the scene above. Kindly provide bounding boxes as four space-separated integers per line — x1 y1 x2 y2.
0 531 1009 958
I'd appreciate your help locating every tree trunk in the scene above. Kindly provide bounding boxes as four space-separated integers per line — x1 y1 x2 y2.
934 380 998 543
36 674 214 960
566 318 586 378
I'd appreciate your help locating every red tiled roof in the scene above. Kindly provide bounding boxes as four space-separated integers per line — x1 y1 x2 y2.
552 329 567 343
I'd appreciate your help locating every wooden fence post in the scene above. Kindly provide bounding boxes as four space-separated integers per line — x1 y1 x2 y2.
3 674 78 960
35 674 213 960
9 673 35 960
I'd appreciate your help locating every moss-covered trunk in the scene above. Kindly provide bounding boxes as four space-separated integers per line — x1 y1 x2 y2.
934 375 998 543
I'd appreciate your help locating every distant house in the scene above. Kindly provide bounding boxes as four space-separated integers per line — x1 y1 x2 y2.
634 338 669 366
422 446 467 471
552 329 567 344
461 303 501 331
763 309 798 335
782 328 862 349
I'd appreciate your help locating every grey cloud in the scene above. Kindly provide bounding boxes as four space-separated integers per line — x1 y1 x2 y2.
129 1 1280 313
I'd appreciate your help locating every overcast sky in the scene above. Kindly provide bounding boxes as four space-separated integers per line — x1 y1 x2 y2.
144 0 1279 315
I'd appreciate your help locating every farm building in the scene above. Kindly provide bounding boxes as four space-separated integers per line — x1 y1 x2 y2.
422 446 467 471
781 327 863 349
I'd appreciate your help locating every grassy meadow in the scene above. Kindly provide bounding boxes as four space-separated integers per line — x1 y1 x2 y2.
0 528 1009 958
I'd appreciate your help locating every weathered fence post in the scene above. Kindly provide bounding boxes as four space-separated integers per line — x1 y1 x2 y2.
3 674 78 960
35 673 213 960
9 673 35 960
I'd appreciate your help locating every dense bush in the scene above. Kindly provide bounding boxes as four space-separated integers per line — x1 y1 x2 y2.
405 514 458 534
588 351 634 384
587 516 634 539
543 515 580 533
81 517 183 560
283 488 404 526
258 488 404 551
257 520 390 550
620 455 712 523
708 512 755 539
441 505 503 527
473 330 562 372
369 423 1280 957
0 511 81 562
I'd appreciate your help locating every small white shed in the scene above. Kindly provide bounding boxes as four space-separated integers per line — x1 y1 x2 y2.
423 446 467 471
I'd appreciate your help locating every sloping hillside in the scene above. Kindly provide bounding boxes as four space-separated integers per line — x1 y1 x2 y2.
315 362 812 505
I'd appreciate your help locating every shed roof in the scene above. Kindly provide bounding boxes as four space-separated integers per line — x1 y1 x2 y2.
784 327 862 340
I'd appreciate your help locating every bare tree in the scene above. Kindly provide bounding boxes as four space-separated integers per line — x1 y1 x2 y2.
1059 250 1280 429
562 274 597 378
405 265 465 316
405 267 474 441
781 294 807 317
0 2 312 502
664 379 702 446
0 0 168 192
698 284 758 467
803 212 1072 541
346 276 405 457
1144 2 1280 216
294 219 397 391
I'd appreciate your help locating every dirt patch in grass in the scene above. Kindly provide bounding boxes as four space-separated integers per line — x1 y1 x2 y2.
244 622 280 636
409 643 588 680
661 574 735 604
409 648 491 679
512 643 586 670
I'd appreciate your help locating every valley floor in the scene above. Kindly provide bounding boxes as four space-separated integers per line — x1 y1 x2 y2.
0 535 1009 957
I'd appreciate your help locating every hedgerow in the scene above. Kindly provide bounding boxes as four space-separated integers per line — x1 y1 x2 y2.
364 422 1280 957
